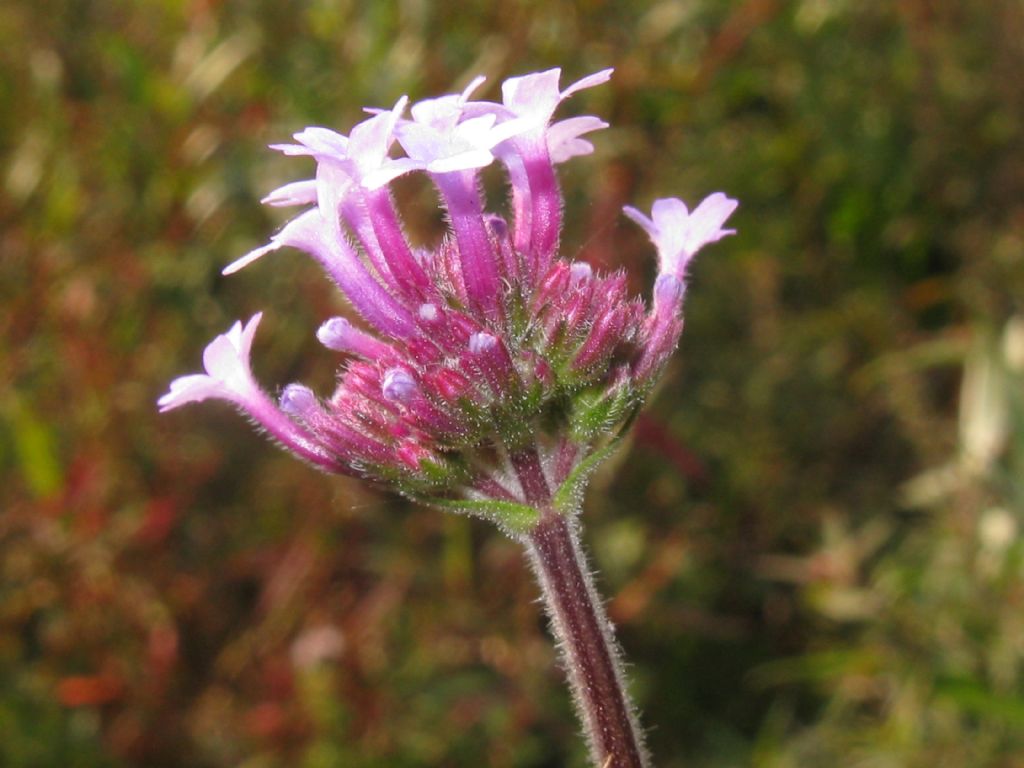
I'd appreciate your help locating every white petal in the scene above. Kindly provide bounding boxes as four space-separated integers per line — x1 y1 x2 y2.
157 374 225 412
223 241 280 275
427 148 494 174
622 205 657 238
361 158 423 190
261 179 318 207
560 68 613 99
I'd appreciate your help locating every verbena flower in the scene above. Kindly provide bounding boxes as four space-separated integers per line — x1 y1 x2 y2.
160 67 736 532
161 67 737 768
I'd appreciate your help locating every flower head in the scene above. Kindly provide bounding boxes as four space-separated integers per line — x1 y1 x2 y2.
161 68 736 528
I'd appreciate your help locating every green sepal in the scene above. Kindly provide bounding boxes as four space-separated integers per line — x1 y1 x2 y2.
569 383 635 443
415 496 541 535
417 457 461 486
552 439 623 516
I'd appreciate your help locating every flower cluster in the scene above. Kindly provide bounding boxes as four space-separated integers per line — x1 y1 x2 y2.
160 68 736 526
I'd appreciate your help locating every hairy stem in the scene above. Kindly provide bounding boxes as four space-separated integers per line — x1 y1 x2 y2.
510 445 551 506
526 508 649 768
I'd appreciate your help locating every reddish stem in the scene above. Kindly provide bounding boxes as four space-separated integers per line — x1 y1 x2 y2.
510 445 551 506
526 509 648 768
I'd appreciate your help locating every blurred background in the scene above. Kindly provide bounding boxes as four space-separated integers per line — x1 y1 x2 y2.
2 1 1023 766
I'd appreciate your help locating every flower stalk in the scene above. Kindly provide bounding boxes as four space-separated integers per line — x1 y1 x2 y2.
526 507 648 768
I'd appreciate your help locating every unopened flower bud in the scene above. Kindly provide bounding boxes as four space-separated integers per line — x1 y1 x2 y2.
280 383 319 419
382 368 419 403
418 303 439 322
318 317 393 359
569 262 592 288
469 332 498 355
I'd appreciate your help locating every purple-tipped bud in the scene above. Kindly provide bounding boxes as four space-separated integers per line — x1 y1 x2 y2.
484 214 508 238
316 317 353 350
317 317 393 360
469 332 519 395
280 383 319 419
469 331 498 355
382 368 419 403
569 262 592 289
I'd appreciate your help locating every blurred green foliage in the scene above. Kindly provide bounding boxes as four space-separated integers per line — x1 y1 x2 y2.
2 1 1023 765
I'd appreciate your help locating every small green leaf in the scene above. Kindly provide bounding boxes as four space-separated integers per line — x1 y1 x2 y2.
552 439 623 516
569 384 636 443
416 496 540 535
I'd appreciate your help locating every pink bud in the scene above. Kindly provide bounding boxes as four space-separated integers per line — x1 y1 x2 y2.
382 368 419 403
280 384 319 419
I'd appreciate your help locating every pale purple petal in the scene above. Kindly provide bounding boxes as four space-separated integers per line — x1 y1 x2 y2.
347 98 405 165
560 68 613 99
268 142 314 156
485 115 536 146
202 314 260 386
396 122 456 164
314 159 355 238
159 315 346 472
427 149 495 174
201 322 244 382
682 192 739 254
409 95 464 131
270 97 411 204
501 68 563 120
225 212 326 274
157 374 228 412
457 114 498 142
400 89 530 171
649 198 691 265
650 197 690 224
547 116 608 163
410 76 485 127
460 75 487 102
361 157 423 190
223 241 279 275
622 205 657 239
261 179 318 207
291 126 349 156
398 119 498 171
